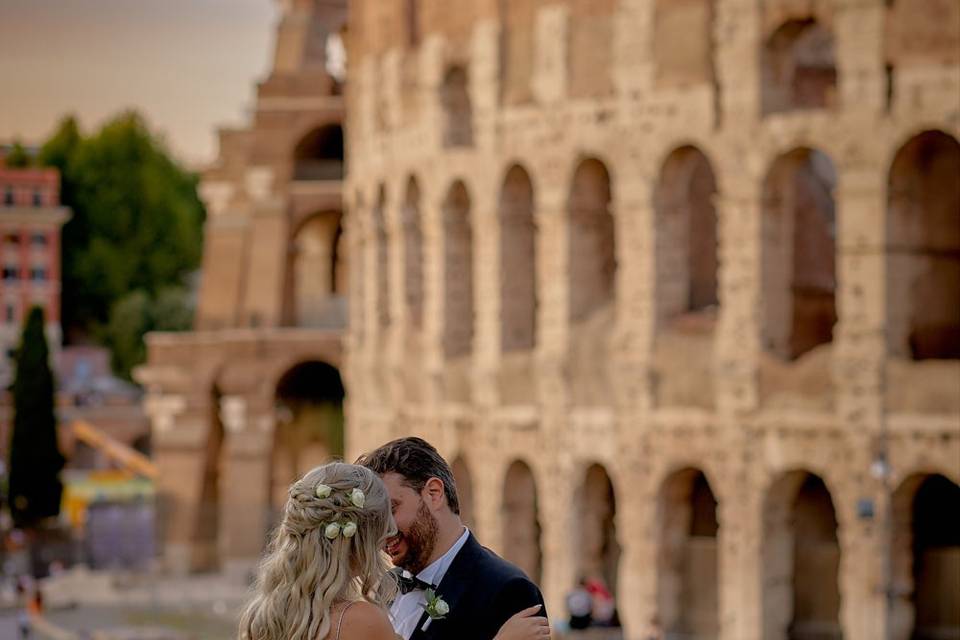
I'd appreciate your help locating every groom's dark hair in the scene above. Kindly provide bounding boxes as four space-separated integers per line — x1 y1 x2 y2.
357 437 461 515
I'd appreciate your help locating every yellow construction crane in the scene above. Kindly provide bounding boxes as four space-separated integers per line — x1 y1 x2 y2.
69 420 158 480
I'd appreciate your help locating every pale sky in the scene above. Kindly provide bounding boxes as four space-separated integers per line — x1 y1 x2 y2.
0 0 279 168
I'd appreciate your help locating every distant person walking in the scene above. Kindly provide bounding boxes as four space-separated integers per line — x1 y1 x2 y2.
565 578 593 630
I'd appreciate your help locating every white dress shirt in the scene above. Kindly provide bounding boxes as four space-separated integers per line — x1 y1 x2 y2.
390 527 470 640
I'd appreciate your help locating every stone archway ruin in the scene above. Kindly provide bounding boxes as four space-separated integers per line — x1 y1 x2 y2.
762 471 842 640
657 468 719 639
502 460 543 583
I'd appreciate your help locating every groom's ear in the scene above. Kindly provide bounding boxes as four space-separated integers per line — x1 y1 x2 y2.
422 477 447 510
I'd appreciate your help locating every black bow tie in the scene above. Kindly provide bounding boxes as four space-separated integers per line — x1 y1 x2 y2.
390 568 436 595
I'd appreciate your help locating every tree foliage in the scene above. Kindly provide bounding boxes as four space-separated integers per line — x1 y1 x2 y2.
8 307 65 529
103 286 194 380
5 141 32 168
38 113 204 346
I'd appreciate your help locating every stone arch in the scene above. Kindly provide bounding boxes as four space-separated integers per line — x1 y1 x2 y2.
441 66 473 148
575 463 621 603
890 473 960 640
653 0 716 89
502 460 543 583
192 382 226 571
654 145 719 325
568 0 616 98
884 0 960 109
374 185 390 329
886 130 960 360
443 180 474 359
761 148 837 360
761 18 837 115
402 177 424 329
288 211 344 328
499 164 537 352
762 470 842 640
568 157 616 324
499 0 537 104
657 467 719 639
451 455 475 530
292 123 344 180
270 361 345 526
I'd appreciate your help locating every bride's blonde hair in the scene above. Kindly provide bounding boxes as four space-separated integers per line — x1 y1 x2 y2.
239 462 397 640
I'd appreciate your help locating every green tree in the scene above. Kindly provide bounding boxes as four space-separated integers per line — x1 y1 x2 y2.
7 307 65 529
5 141 32 168
38 112 204 344
103 286 194 380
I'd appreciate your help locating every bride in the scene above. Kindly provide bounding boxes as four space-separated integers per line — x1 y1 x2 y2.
239 462 551 640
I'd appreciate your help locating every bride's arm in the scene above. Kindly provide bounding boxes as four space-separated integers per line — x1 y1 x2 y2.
495 605 551 640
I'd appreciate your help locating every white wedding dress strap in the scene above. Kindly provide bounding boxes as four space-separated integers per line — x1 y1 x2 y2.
335 601 358 640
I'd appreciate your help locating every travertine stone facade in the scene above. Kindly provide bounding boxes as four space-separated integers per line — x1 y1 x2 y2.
344 2 960 639
138 0 349 576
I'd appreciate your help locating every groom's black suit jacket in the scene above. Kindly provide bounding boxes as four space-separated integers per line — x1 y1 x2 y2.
408 532 547 640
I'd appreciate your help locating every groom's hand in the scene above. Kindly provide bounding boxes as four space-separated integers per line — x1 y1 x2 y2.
495 605 551 640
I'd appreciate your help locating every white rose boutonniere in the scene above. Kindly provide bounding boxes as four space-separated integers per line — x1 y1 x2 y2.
422 589 449 620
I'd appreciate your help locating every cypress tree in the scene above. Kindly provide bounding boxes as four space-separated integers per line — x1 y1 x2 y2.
8 307 64 528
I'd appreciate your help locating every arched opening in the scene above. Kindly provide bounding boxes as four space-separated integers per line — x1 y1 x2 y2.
289 211 344 328
891 474 960 640
443 181 474 359
762 148 837 361
441 66 473 148
653 0 717 90
499 0 537 104
499 164 537 352
886 131 960 360
568 158 615 324
451 456 475 530
502 460 543 583
568 0 616 98
761 19 837 115
655 146 719 323
270 361 345 527
884 0 960 110
193 384 226 571
763 471 842 640
575 463 621 618
657 468 719 639
374 186 390 329
292 124 344 181
402 177 424 329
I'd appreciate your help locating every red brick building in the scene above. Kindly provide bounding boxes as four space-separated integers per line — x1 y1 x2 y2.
0 165 70 386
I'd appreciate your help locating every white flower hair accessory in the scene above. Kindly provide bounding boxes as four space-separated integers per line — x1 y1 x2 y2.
324 522 342 539
342 521 358 538
315 484 333 499
350 488 365 509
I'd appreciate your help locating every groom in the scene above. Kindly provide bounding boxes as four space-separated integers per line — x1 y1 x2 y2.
357 437 548 639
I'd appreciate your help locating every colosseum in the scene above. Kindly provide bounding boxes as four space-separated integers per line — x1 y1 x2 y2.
141 0 959 639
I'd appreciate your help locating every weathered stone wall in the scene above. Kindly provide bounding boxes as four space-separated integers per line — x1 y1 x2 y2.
344 1 960 638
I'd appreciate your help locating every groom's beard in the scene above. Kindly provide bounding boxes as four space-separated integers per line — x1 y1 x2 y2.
395 499 440 575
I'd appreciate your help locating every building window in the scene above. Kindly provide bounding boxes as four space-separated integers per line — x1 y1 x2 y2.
30 233 47 247
3 265 19 280
32 190 43 206
4 233 19 246
30 267 47 281
4 303 15 323
3 188 13 206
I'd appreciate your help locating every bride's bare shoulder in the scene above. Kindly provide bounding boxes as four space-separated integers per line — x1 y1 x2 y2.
338 601 396 640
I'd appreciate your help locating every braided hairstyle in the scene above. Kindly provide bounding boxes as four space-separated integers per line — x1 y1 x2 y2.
239 462 398 640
